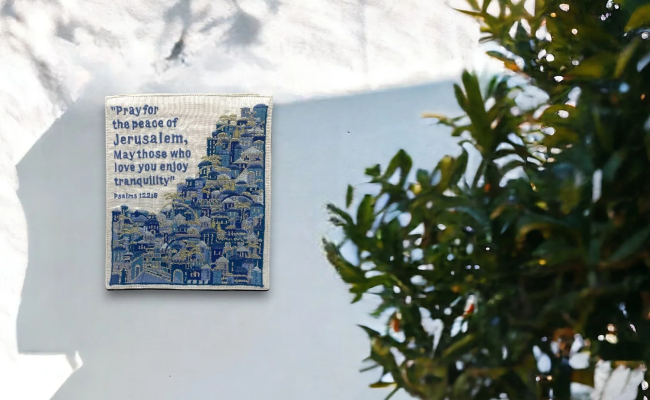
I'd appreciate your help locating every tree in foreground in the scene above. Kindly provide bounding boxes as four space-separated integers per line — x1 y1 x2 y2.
324 1 650 399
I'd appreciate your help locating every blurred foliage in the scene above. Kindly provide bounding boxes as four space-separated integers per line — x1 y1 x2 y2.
323 1 650 399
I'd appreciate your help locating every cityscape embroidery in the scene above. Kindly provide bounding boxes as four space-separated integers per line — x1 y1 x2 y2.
109 104 269 287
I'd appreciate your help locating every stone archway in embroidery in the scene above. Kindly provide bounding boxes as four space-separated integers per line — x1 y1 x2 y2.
172 269 183 284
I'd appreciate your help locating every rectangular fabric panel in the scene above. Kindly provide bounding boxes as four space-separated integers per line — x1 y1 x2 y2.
105 94 272 290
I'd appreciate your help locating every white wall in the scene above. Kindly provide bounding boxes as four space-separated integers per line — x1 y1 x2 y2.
16 81 462 400
1 0 483 398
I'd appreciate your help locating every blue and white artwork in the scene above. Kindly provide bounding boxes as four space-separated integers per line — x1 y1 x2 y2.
106 95 271 290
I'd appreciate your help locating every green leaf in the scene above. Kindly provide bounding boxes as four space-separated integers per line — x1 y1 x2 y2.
451 125 470 137
486 75 499 97
461 71 492 151
324 240 365 284
452 371 474 400
609 226 650 262
602 152 624 182
383 149 413 186
516 215 566 244
327 203 354 226
542 127 579 148
454 83 468 112
455 8 499 26
462 71 486 115
370 381 396 388
455 8 485 18
541 104 575 118
466 0 479 10
359 324 381 338
569 52 617 79
441 334 477 361
416 169 430 186
592 109 613 152
499 159 525 175
487 50 520 71
434 155 455 190
346 185 354 208
450 150 469 187
366 164 381 178
615 37 641 78
482 0 493 13
360 363 381 373
351 275 388 295
559 179 581 215
625 3 650 31
384 387 400 400
357 194 375 233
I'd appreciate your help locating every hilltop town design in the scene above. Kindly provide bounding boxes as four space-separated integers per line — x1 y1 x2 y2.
109 104 269 287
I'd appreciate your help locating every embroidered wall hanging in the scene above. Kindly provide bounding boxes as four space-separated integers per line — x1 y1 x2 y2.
105 94 272 290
